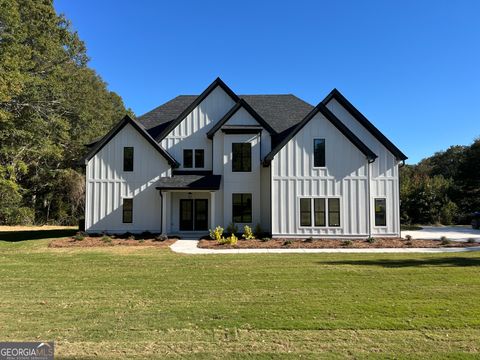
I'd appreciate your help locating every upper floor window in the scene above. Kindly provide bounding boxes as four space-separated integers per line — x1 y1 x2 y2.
183 149 193 168
313 139 325 167
195 149 204 168
232 143 251 172
375 198 387 226
123 147 134 172
123 198 133 223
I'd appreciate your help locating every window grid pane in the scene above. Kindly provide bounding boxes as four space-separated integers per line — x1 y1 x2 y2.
194 149 204 168
232 143 251 172
314 198 326 226
375 198 387 226
123 147 134 172
232 193 252 223
328 198 340 227
300 198 312 226
313 139 325 167
183 149 193 168
123 198 133 223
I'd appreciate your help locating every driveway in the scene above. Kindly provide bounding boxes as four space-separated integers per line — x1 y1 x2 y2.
402 226 480 241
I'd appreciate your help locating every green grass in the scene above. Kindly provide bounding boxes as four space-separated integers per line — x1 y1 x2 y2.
0 232 479 359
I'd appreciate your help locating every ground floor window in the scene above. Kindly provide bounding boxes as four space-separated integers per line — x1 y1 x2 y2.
232 193 252 223
123 198 133 223
299 197 341 227
374 198 387 226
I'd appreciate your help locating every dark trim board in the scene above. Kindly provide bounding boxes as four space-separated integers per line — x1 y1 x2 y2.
172 170 213 176
321 89 408 161
221 126 263 135
155 77 240 141
263 103 378 166
78 115 179 167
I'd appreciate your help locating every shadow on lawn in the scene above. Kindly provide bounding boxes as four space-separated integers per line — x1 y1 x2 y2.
0 229 77 242
321 257 480 268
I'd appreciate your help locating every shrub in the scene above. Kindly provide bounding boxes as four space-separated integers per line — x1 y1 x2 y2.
154 234 168 242
127 235 135 240
254 223 262 237
261 237 270 242
140 231 153 239
342 240 353 246
242 225 255 240
366 237 376 244
405 234 413 241
226 222 238 234
101 235 112 244
305 236 314 243
73 232 85 241
283 239 293 246
139 239 145 243
209 226 224 242
440 236 451 245
219 233 238 246
467 238 476 244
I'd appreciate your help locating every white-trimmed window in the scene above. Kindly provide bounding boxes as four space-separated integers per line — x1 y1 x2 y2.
123 198 133 223
313 139 325 167
299 197 340 227
374 198 387 227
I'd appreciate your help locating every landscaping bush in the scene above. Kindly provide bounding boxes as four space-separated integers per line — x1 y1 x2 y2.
219 233 238 246
242 225 255 240
304 236 314 243
226 223 238 235
440 236 452 245
73 232 85 241
209 226 224 242
283 239 293 246
261 237 270 242
154 234 168 242
405 234 413 241
101 235 112 244
467 238 476 244
366 237 376 244
342 240 353 246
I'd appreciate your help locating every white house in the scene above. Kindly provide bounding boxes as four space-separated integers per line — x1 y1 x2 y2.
81 78 407 238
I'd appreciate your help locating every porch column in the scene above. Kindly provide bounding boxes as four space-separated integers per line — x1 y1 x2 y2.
210 191 215 230
161 191 168 235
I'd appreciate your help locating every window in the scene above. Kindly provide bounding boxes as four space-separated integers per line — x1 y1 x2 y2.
375 198 387 226
194 149 204 168
328 198 340 227
300 198 312 226
232 193 252 223
183 149 193 168
314 198 326 226
123 198 133 223
232 143 251 172
313 139 325 167
123 147 134 172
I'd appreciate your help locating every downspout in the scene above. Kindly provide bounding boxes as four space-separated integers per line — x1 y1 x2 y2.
367 157 375 238
159 190 163 234
398 159 405 236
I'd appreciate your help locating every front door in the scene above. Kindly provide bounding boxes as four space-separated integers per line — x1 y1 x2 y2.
179 199 208 231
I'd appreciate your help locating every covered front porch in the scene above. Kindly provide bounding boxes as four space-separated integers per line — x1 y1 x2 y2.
156 174 221 237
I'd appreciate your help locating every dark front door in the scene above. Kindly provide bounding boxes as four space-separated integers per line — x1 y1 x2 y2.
194 199 208 231
179 199 208 231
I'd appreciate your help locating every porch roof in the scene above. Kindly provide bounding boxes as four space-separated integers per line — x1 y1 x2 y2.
155 174 221 191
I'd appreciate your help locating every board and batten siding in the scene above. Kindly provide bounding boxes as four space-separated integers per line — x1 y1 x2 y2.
271 112 370 237
325 99 400 236
85 123 171 233
160 86 236 170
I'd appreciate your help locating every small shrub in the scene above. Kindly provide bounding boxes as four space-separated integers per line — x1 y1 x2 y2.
440 236 451 245
305 236 314 243
73 233 85 241
366 237 376 244
128 235 135 240
226 222 238 235
254 223 262 237
261 237 270 242
467 238 476 244
342 240 353 247
209 226 224 242
101 235 112 244
154 234 168 242
139 239 145 243
283 239 293 246
242 225 255 240
141 231 153 239
405 234 413 241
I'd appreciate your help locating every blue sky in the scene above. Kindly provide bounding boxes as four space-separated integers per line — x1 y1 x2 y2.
54 0 480 164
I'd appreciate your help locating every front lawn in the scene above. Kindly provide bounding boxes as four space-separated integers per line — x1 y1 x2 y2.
0 231 479 359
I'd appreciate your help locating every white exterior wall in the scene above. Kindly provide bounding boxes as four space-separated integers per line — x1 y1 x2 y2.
326 99 400 236
271 112 369 237
85 123 171 233
160 87 236 170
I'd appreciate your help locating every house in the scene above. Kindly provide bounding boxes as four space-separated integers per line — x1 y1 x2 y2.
81 78 407 238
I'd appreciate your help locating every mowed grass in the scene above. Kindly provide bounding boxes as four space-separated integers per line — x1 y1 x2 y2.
0 232 479 359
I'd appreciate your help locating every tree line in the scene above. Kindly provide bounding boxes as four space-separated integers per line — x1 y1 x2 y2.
0 0 130 225
400 139 480 225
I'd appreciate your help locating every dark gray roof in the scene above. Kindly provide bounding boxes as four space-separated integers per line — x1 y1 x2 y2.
136 94 314 139
155 174 221 190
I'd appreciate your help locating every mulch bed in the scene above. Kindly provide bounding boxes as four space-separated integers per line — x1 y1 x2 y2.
198 238 479 249
49 236 176 248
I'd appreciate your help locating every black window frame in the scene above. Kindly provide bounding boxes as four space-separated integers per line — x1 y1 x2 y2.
314 198 326 227
313 139 326 167
183 149 193 168
328 198 341 227
299 198 312 227
194 149 204 168
232 193 252 223
232 143 252 172
123 147 134 172
374 198 387 227
122 198 133 223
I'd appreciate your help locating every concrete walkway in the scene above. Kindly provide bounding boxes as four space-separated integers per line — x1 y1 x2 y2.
170 239 480 255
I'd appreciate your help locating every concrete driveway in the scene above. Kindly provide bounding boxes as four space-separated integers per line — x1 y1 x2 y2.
402 226 480 241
